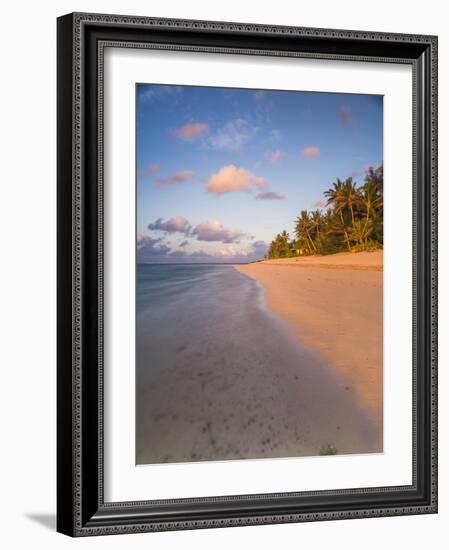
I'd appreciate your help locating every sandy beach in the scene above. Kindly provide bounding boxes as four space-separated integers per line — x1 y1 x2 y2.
235 251 383 429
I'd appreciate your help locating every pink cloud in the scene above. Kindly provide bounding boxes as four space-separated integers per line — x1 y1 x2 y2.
266 150 287 164
192 220 243 243
138 163 160 177
256 191 287 201
173 123 209 140
337 105 353 126
156 170 193 188
301 146 320 159
206 165 266 195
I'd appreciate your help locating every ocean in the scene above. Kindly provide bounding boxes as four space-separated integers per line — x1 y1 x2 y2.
136 264 303 390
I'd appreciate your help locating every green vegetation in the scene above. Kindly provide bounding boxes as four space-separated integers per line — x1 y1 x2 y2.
267 164 383 258
319 445 338 456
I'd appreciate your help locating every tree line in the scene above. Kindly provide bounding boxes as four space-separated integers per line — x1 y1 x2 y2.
267 164 383 258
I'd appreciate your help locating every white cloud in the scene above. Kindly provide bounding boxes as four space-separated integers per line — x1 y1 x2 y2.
213 240 269 262
265 149 287 164
138 85 182 104
207 119 258 152
169 250 188 258
147 216 191 234
137 235 269 264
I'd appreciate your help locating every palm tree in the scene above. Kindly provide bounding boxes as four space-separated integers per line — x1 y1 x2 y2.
324 179 351 250
365 163 383 196
349 219 373 245
295 211 316 253
341 177 362 225
310 209 323 238
324 178 344 209
361 178 382 220
268 164 383 258
362 164 384 243
278 230 291 257
268 230 291 258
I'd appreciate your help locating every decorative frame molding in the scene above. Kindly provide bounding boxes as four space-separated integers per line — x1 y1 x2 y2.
57 12 437 537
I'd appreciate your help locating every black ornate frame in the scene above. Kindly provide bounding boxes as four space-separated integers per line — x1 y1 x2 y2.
57 12 438 537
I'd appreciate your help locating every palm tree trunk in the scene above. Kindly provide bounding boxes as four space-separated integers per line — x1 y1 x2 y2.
365 203 371 223
349 204 355 225
339 211 351 251
363 202 371 238
306 229 316 251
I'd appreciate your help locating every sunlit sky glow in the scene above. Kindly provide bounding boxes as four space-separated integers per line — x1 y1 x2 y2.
137 84 383 263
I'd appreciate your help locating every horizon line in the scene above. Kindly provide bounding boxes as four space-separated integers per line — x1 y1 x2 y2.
136 261 257 266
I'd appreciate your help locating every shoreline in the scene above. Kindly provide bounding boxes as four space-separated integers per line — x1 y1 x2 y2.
136 260 382 464
235 251 383 428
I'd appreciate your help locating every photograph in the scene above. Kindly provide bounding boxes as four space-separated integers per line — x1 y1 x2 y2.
135 84 384 465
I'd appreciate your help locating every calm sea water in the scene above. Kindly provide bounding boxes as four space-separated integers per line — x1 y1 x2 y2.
136 263 299 372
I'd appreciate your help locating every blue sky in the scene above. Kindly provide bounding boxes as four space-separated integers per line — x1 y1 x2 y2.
136 84 383 263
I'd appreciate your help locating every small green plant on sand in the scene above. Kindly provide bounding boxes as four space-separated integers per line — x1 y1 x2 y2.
319 444 338 456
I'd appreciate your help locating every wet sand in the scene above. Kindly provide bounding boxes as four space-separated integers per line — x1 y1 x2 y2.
235 251 383 428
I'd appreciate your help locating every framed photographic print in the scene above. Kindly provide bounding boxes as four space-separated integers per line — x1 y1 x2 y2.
57 12 438 536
